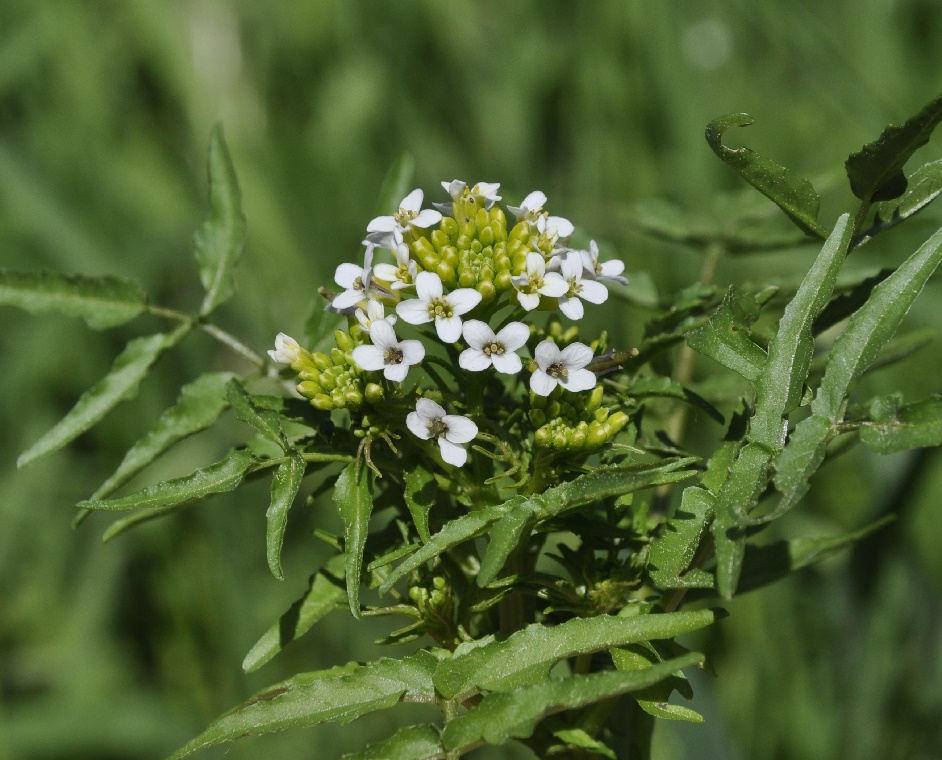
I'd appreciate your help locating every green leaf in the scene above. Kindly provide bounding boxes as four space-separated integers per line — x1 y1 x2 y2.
767 413 832 519
611 644 703 723
686 287 767 381
648 487 715 589
78 448 253 512
440 653 704 751
552 729 617 759
627 376 725 424
705 113 826 238
243 554 347 672
194 123 246 317
814 225 942 421
845 90 942 201
17 326 188 468
170 651 438 759
738 516 894 593
227 379 287 449
0 270 147 329
861 395 942 453
87 372 234 502
478 505 540 588
102 505 181 542
267 453 307 581
433 610 717 700
376 152 416 214
813 269 893 335
403 465 436 543
857 160 942 245
333 462 373 618
341 724 442 760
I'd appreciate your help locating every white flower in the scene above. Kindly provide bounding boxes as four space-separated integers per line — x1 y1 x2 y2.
396 271 482 343
354 298 397 331
406 397 478 466
557 252 609 320
367 189 442 245
373 233 418 291
331 243 375 311
351 320 424 383
580 240 628 285
435 180 502 214
511 252 568 311
459 320 530 374
268 333 303 366
530 340 597 396
507 190 574 238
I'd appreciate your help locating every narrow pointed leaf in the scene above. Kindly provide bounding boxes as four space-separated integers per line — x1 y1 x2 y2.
648 487 715 589
857 160 942 245
861 394 942 453
845 90 942 201
705 113 826 238
195 123 246 317
171 651 438 759
18 326 188 467
813 269 893 335
478 505 539 588
88 371 234 501
333 462 373 618
552 729 617 759
0 270 147 328
814 225 942 420
102 504 180 542
738 516 894 593
767 414 832 519
403 465 435 543
227 379 286 449
341 724 442 760
434 610 717 699
612 644 703 723
685 287 767 381
78 448 253 512
441 653 704 751
243 554 347 672
266 452 307 580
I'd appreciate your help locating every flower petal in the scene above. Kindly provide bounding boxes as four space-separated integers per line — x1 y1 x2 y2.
525 252 547 277
332 289 365 311
462 319 495 349
534 339 562 368
447 288 483 316
416 397 446 421
335 263 364 289
548 216 574 238
414 271 443 301
438 438 468 467
412 209 443 228
530 369 558 396
558 296 584 320
368 319 397 350
491 352 522 375
495 321 530 352
443 179 466 198
443 415 478 443
373 263 401 283
538 273 569 298
521 190 547 211
517 292 541 311
406 411 432 439
561 368 597 392
366 216 396 233
560 253 583 280
384 362 409 382
560 342 593 369
459 347 492 372
397 298 432 325
400 188 424 212
352 345 386 371
579 279 609 304
399 339 425 365
436 315 463 343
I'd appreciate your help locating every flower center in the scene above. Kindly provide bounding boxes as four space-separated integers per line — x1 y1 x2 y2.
427 418 448 438
547 361 568 379
566 278 582 298
483 341 505 356
384 347 404 365
352 276 365 292
594 260 604 275
428 298 454 319
394 208 418 226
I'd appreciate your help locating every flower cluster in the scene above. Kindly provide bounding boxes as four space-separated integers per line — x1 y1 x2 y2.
270 180 629 468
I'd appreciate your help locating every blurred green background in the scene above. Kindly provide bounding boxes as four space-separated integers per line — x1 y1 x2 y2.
2 1 941 758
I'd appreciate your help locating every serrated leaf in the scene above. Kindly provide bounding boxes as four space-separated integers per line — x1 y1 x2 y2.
18 326 188 468
267 453 307 581
705 113 826 238
648 487 715 589
845 90 942 201
227 379 287 449
0 269 147 328
857 160 942 245
861 395 942 453
814 225 942 420
737 516 894 593
243 554 347 672
194 123 246 317
170 651 438 759
686 287 767 381
78 448 253 512
611 644 703 723
333 462 373 618
434 610 716 700
341 724 442 760
403 465 435 543
441 653 704 751
88 372 234 502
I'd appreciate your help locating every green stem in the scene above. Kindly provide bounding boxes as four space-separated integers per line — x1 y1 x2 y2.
147 304 267 370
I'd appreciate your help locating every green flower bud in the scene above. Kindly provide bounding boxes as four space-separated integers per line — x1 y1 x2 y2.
529 409 547 427
586 423 609 448
365 383 385 404
459 270 476 288
570 426 587 448
479 225 495 246
297 380 322 396
547 400 562 418
335 330 355 352
585 385 605 412
495 270 512 291
311 394 334 411
431 228 452 250
552 431 569 450
476 279 496 303
330 347 347 366
534 426 551 447
440 216 459 241
436 262 457 288
608 411 629 433
344 389 363 408
318 373 337 391
593 407 610 423
312 352 333 371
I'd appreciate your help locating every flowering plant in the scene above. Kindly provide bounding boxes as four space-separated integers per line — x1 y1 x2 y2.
5 86 942 758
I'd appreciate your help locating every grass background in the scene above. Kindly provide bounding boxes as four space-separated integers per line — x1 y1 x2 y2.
1 1 941 758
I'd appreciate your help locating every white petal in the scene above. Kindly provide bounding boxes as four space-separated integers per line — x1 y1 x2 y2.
495 322 530 352
525 252 547 277
412 209 443 228
459 348 491 371
352 345 386 371
560 253 583 280
579 279 609 305
415 271 443 301
558 296 584 320
406 411 432 439
443 415 478 443
462 319 495 349
438 438 467 466
399 339 426 366
366 216 396 233
474 182 501 201
548 216 574 237
436 315 463 343
384 363 409 382
332 289 365 310
400 188 424 212
335 262 364 289
560 342 593 369
530 369 558 396
580 249 597 273
507 204 525 219
491 352 522 375
416 397 446 421
538 273 569 298
521 190 546 211
397 298 432 325
561 368 597 392
373 263 401 284
369 319 397 350
444 179 466 198
432 201 453 216
363 243 375 270
517 292 541 311
534 339 562 369
447 288 483 316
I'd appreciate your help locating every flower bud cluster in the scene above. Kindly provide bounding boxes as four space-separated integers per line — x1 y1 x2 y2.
291 327 383 411
408 575 452 626
529 384 629 451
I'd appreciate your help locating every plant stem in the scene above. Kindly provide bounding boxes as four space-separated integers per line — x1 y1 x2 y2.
147 304 267 370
